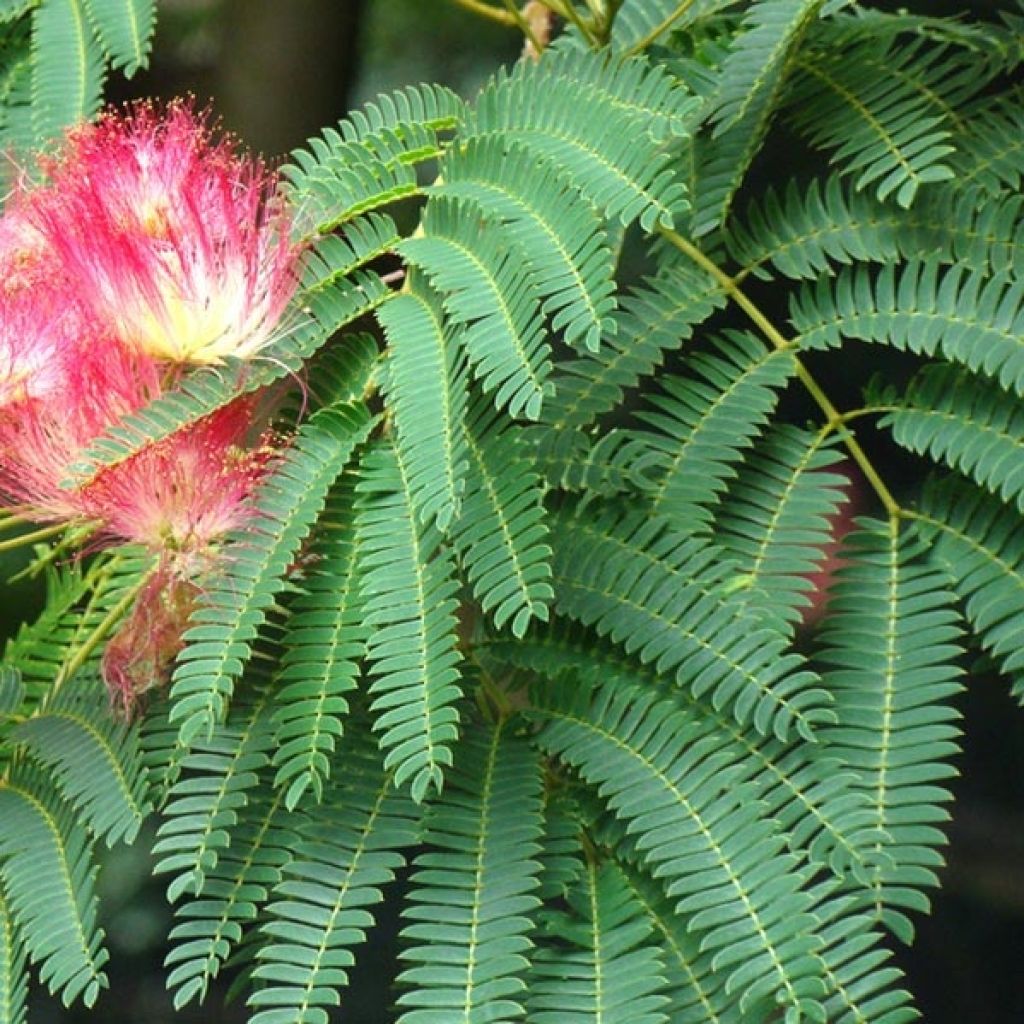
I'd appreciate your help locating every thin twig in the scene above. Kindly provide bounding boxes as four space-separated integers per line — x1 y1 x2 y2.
660 227 902 517
0 521 69 554
448 0 517 26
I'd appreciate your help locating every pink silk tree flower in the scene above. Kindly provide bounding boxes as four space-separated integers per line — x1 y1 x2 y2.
88 401 272 716
29 101 302 366
80 398 271 561
0 209 75 406
0 291 71 408
0 334 163 521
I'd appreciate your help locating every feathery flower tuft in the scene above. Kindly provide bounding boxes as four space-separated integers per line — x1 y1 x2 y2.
81 398 271 557
0 326 161 519
28 101 302 365
0 100 301 713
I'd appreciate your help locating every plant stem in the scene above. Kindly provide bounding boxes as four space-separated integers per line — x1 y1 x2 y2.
0 521 69 553
626 0 697 55
448 0 517 26
661 227 902 517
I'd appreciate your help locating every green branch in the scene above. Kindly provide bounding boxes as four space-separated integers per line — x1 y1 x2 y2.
660 227 901 517
0 522 69 553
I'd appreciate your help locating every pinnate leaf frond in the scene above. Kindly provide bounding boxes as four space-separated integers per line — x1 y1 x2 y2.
450 396 553 639
170 402 373 746
396 722 543 1023
355 442 463 802
549 508 834 741
817 522 964 943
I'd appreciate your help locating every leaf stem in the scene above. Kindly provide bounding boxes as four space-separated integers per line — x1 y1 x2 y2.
448 0 517 26
660 227 901 517
625 0 698 55
0 522 69 553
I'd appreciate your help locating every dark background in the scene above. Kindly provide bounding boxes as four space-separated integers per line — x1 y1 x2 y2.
5 1 1022 1020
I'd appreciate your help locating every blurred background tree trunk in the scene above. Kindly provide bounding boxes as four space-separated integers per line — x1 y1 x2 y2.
215 0 365 156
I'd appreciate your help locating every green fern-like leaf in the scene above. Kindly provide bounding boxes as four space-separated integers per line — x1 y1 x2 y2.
82 0 152 75
728 176 1024 280
164 783 298 1009
153 694 276 903
0 766 108 1008
301 332 381 412
487 622 887 884
437 135 617 353
10 673 151 846
30 0 103 143
529 426 650 498
791 260 1024 395
377 283 469 530
301 214 402 295
398 196 551 421
355 442 463 802
712 0 823 135
611 0 742 50
549 509 833 741
170 402 373 745
814 891 918 1024
3 550 151 705
879 364 1024 512
284 84 463 235
270 476 366 810
537 43 698 142
249 735 419 1024
0 38 33 163
529 677 827 1019
631 330 796 528
546 262 726 429
0 892 27 1024
0 668 23 718
948 91 1024 195
449 395 553 638
619 864 737 1024
915 474 1024 701
817 521 963 943
534 791 585 903
785 38 965 207
527 858 668 1024
396 721 543 1023
715 424 849 632
467 48 691 232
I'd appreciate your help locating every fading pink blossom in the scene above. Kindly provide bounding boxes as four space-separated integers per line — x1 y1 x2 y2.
101 563 199 717
81 398 271 557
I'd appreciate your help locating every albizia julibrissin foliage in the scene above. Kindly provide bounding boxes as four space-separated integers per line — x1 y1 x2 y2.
2 1 1024 1022
0 102 301 711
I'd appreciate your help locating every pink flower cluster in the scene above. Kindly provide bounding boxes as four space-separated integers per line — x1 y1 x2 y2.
0 102 302 711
